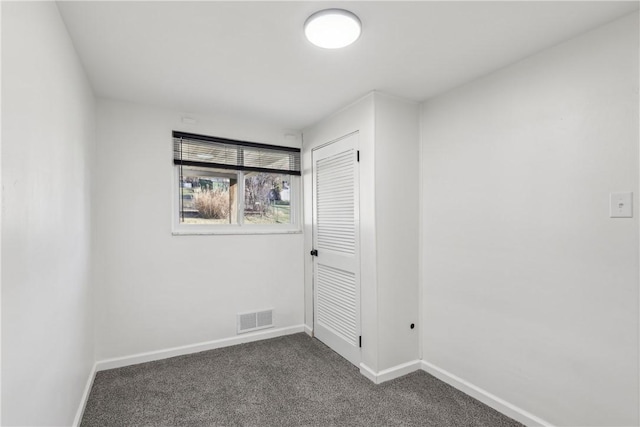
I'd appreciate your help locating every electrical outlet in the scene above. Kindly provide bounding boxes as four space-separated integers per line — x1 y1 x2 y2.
610 192 632 218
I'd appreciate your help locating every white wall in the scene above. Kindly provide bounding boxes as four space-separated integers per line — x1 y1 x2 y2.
420 12 639 427
93 99 304 360
2 2 96 425
374 94 420 371
303 92 420 376
303 94 379 371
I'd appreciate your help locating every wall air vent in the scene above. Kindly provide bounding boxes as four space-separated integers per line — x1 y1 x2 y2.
237 309 274 334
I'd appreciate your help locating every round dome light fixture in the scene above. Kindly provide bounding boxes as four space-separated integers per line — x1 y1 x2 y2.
304 9 361 49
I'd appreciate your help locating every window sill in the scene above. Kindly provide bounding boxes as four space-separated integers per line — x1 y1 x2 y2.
172 227 302 236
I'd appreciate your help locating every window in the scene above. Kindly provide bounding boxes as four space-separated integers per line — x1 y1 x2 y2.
173 131 301 234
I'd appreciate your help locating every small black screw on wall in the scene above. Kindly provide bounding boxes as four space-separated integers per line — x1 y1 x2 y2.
410 323 415 329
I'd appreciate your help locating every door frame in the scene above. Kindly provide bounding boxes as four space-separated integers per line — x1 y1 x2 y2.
310 131 361 366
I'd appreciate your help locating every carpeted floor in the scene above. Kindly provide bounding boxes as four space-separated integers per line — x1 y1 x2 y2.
81 333 523 426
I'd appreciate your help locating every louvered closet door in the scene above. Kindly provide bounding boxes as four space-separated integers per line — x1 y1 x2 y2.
312 132 360 366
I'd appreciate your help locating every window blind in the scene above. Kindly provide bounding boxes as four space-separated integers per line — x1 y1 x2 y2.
173 131 301 175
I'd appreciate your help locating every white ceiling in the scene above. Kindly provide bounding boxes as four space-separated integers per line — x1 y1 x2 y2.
57 1 639 130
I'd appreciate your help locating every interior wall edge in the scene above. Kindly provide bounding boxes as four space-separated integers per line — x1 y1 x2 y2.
304 324 313 337
72 362 98 427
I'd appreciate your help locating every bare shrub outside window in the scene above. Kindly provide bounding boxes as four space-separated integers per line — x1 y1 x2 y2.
194 188 230 219
244 172 291 224
180 171 235 224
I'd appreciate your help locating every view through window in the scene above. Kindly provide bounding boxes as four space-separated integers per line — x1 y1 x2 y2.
179 168 292 226
243 172 291 224
173 131 300 232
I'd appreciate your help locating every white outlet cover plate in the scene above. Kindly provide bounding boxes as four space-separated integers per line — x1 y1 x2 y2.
610 192 633 218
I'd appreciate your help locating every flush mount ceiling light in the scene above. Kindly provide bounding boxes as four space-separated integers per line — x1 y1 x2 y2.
304 9 361 49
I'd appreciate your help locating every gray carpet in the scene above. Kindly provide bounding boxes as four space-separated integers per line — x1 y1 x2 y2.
81 333 523 426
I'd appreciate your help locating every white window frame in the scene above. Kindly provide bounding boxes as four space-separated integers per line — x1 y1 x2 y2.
171 166 301 235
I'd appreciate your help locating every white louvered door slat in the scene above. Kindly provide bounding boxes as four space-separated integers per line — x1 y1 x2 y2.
312 132 360 367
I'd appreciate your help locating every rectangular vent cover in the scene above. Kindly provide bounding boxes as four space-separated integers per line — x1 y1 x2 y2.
237 309 274 334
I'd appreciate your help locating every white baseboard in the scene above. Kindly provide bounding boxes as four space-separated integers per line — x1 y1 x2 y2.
96 325 305 372
359 363 378 383
359 360 421 384
420 361 553 427
378 360 421 383
304 324 313 337
73 362 97 427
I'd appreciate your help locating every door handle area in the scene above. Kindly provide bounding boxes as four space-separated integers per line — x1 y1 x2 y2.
310 249 318 256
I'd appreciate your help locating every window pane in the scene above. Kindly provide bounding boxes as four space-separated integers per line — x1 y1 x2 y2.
180 168 237 224
244 172 291 224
